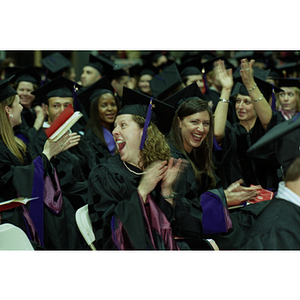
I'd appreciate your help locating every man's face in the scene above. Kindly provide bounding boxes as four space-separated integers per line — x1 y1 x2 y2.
46 97 74 125
80 66 101 88
112 75 130 97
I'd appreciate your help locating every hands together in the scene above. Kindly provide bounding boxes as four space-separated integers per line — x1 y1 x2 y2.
137 157 186 204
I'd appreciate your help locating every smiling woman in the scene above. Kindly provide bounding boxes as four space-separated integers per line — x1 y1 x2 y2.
87 87 184 250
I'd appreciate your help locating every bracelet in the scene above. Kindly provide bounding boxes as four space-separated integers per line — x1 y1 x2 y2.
252 94 264 103
219 98 230 103
248 84 257 92
161 192 176 199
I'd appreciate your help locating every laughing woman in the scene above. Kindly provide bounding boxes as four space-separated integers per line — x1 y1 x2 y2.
87 87 184 250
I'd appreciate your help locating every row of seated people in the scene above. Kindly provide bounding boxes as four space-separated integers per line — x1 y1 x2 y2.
0 52 300 250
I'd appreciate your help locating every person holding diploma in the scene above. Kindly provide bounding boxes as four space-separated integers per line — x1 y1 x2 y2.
0 76 85 249
29 76 97 209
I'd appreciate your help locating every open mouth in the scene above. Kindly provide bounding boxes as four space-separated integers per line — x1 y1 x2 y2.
116 140 126 151
192 133 202 142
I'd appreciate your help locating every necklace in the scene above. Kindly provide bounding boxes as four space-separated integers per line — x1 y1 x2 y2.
123 161 146 175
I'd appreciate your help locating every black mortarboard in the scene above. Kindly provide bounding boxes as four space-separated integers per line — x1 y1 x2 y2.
41 52 71 79
177 56 202 78
85 54 108 75
4 66 23 79
276 62 299 77
141 51 166 65
163 82 205 110
0 76 17 103
139 68 156 77
149 63 182 100
119 86 175 136
10 65 41 86
248 114 300 153
31 76 82 102
277 78 300 89
248 113 300 171
77 76 114 117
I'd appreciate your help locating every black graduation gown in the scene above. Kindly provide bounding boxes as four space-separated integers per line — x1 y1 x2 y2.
84 127 114 165
169 143 271 250
213 111 285 190
0 140 87 250
19 125 97 209
168 144 238 249
87 155 178 250
241 198 300 250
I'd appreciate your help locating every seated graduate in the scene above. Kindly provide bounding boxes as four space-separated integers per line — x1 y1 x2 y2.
77 76 120 164
29 76 97 209
0 76 86 249
242 119 300 249
276 78 300 120
213 58 285 191
10 65 46 132
164 82 273 249
88 87 187 250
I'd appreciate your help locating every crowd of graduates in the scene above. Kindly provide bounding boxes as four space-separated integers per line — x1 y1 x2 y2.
1 50 300 250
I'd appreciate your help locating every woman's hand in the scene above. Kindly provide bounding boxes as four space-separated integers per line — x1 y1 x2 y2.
240 58 256 90
137 160 168 203
214 59 233 90
33 105 47 131
42 132 81 161
224 179 259 207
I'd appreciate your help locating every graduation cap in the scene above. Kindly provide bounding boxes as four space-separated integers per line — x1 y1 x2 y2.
276 62 299 77
139 67 156 77
77 76 114 117
10 65 41 86
0 75 17 103
119 86 175 140
4 66 23 79
31 76 82 103
41 52 71 79
85 54 115 76
177 56 202 78
149 63 183 100
248 113 300 171
163 82 205 110
277 78 300 89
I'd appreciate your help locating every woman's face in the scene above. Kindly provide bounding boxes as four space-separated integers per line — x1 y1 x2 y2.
16 81 35 109
112 114 143 167
98 93 118 128
9 95 23 127
138 74 152 94
278 87 298 111
178 111 210 154
235 94 257 122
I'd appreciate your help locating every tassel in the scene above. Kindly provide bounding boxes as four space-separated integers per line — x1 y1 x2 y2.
140 98 153 150
271 84 276 111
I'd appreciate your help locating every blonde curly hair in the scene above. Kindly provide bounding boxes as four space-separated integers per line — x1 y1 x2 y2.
131 115 171 169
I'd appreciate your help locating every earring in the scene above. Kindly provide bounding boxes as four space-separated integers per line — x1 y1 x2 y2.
9 114 13 118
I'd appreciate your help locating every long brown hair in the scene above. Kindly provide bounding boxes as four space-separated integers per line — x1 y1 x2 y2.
168 98 216 189
0 95 26 163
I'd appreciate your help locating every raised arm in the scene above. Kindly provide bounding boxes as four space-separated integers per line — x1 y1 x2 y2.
240 59 272 130
213 59 234 144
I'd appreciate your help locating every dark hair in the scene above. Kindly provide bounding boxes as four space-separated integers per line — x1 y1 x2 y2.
86 92 120 145
168 98 216 189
